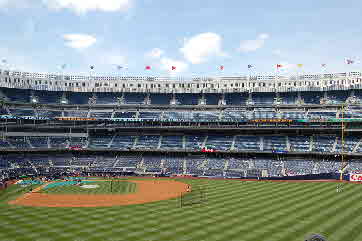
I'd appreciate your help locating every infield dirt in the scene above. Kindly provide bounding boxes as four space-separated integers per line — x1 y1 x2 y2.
9 180 188 207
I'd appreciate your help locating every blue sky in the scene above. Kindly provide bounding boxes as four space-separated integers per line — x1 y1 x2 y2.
0 0 361 77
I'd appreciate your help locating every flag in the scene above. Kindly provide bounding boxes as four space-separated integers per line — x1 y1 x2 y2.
117 65 123 70
1 59 6 64
171 66 176 70
297 64 303 68
345 58 354 64
276 64 283 69
145 65 151 70
321 64 326 68
90 65 94 70
220 65 224 70
248 64 253 69
60 64 66 70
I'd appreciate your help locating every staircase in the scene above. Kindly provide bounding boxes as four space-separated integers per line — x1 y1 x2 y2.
157 136 162 149
259 136 264 151
182 136 186 149
202 136 208 149
231 135 237 151
332 136 338 152
309 136 314 152
352 138 362 153
108 134 116 148
286 136 290 151
27 138 33 149
183 160 187 174
132 136 139 149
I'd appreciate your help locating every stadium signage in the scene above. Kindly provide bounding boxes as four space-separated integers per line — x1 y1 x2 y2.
350 173 362 182
56 117 96 121
250 119 292 123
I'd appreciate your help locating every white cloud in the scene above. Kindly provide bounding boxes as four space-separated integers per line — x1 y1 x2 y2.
63 34 97 49
43 0 132 14
239 33 269 53
0 0 37 9
146 48 164 59
180 32 226 64
160 57 188 73
272 49 282 57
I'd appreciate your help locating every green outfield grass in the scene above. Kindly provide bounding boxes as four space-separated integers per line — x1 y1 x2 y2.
40 181 137 195
1 179 362 241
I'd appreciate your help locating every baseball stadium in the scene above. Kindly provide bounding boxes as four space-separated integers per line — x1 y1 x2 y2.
1 68 362 241
2 1 362 241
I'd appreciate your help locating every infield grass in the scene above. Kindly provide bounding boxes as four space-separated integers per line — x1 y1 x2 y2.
1 178 362 241
40 181 137 195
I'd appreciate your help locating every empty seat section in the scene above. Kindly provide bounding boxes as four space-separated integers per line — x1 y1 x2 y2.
263 136 287 151
113 112 136 118
301 91 323 104
150 94 171 105
163 112 191 121
138 112 161 120
176 93 199 105
185 135 205 150
206 136 232 150
308 111 336 119
50 137 68 148
289 136 310 152
193 112 219 121
110 135 135 149
124 93 145 104
36 90 63 104
234 136 260 151
96 92 120 104
67 92 92 105
225 93 247 105
252 92 275 105
89 136 112 148
251 111 278 119
0 139 11 148
161 136 183 149
36 110 62 118
204 94 220 105
327 90 349 104
312 135 335 152
136 135 160 149
69 137 87 147
1 88 30 103
89 112 112 118
29 137 48 148
64 111 88 117
335 136 360 153
7 137 29 149
279 111 305 119
9 109 34 117
280 92 297 104
222 111 247 120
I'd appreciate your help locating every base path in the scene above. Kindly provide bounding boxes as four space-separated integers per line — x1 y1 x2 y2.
9 180 188 207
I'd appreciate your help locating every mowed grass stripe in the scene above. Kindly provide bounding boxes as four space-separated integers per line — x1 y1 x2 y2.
200 182 330 241
239 183 347 241
275 184 362 241
163 181 312 240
